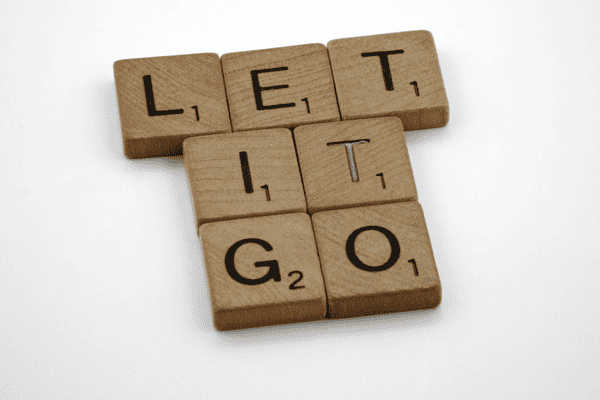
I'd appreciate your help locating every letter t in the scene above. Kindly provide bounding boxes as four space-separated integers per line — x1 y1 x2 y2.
327 139 371 182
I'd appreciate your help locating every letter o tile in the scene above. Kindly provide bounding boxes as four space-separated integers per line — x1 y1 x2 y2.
311 202 442 319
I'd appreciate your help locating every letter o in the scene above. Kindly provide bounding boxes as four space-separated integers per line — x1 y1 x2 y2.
345 226 400 272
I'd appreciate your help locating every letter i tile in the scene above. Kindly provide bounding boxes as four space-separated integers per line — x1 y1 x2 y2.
311 202 442 319
294 117 418 214
199 213 327 331
183 128 307 229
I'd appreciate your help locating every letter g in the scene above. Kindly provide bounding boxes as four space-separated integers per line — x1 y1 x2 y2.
224 238 282 285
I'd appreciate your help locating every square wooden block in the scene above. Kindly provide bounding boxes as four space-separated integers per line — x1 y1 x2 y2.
183 128 306 229
311 202 442 319
114 53 231 159
328 30 449 131
294 117 418 214
199 213 327 330
221 43 340 132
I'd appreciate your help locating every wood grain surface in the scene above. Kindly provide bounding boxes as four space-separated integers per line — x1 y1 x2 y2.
312 202 441 319
199 213 327 331
183 129 307 230
221 43 340 132
328 31 449 130
114 53 231 159
294 117 418 214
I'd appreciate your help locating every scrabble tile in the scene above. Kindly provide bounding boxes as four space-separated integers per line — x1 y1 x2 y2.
114 53 231 159
199 213 327 330
183 128 306 229
294 117 418 214
311 202 441 319
328 30 449 131
221 43 340 132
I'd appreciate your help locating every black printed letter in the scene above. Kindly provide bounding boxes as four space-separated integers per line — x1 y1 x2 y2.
225 238 282 286
361 50 404 91
250 67 296 110
143 75 184 116
346 226 400 272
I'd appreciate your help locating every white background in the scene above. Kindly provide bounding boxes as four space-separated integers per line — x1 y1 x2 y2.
1 1 599 399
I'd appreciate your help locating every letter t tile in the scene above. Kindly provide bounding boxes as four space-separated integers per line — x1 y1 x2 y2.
294 117 418 214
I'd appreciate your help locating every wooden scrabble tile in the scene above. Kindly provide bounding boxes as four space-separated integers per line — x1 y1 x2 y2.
114 53 231 159
183 128 306 229
311 202 441 319
199 213 327 330
294 117 418 214
221 43 340 132
328 30 449 131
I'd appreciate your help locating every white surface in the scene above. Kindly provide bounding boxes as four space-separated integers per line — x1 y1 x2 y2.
1 1 599 399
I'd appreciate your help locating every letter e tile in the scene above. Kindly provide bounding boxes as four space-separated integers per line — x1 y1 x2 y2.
221 44 340 132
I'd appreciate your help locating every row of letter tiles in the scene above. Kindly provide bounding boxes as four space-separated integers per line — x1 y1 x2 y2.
183 117 417 229
114 30 449 159
199 203 441 331
186 117 440 330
